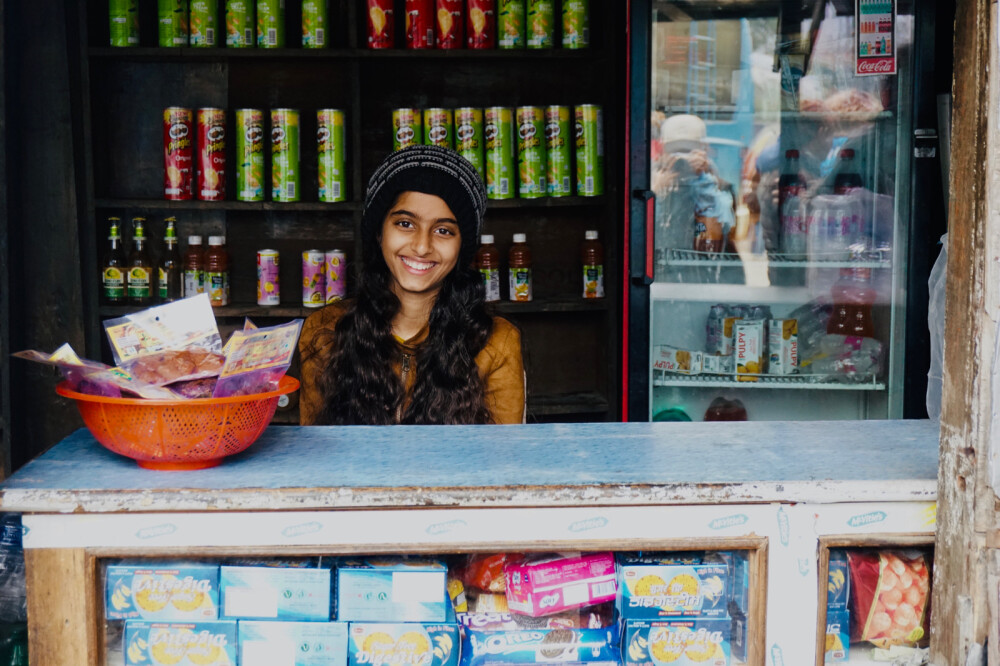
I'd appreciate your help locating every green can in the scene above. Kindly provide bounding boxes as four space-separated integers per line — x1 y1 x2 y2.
454 107 485 179
257 0 285 48
271 108 300 202
392 109 423 151
109 0 139 47
497 0 525 49
575 104 603 196
484 106 515 200
236 108 265 201
526 0 554 49
226 0 255 47
544 105 572 197
423 108 454 150
562 0 589 48
158 0 189 46
317 109 346 202
190 0 218 45
516 106 546 199
302 0 327 47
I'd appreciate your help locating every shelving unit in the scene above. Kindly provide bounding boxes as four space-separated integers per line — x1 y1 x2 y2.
662 247 894 269
652 374 886 391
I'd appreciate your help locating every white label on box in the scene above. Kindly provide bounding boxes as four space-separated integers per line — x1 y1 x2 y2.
392 572 442 602
562 582 590 606
225 586 278 618
242 641 295 666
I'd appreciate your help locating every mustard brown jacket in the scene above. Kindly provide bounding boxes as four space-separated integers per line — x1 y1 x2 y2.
298 300 525 425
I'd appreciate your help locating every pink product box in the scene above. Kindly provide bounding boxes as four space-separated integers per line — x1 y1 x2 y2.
504 552 617 617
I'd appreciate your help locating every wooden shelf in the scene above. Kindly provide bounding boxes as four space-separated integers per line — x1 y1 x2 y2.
88 46 600 61
491 296 609 314
94 198 360 212
527 391 610 416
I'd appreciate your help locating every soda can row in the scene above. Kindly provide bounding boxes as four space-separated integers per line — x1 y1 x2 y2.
302 249 347 307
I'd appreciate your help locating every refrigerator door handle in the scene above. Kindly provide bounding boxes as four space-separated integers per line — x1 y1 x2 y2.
632 189 655 285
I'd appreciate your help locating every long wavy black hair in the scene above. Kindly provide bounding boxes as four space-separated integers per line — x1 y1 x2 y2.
312 200 494 425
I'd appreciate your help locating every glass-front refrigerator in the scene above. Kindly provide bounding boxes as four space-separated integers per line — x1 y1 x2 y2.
625 0 944 423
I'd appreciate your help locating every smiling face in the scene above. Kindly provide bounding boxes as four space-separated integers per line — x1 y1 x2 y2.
380 191 462 301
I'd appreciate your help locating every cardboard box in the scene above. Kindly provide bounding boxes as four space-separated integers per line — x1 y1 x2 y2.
461 628 619 666
701 354 734 375
824 608 850 662
220 565 332 621
504 552 617 617
239 621 349 666
652 346 703 377
735 321 764 381
767 319 798 375
827 551 850 611
348 623 459 666
622 619 731 666
617 557 729 619
123 620 237 666
106 563 219 621
337 558 449 622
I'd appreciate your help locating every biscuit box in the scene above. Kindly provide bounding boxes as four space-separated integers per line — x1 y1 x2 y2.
337 557 450 622
348 622 460 666
239 621 349 666
220 564 332 621
617 557 729 619
827 551 850 611
106 563 219 621
504 552 617 617
712 551 748 617
622 619 731 666
460 628 619 666
824 608 850 662
123 620 237 666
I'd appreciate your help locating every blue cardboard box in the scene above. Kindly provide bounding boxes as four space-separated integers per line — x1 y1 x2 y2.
123 620 237 666
337 558 449 622
239 621 349 666
220 565 332 621
618 556 729 619
623 619 731 666
107 563 219 621
348 622 460 666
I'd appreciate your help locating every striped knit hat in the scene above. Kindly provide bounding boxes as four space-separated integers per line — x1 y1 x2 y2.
362 145 488 263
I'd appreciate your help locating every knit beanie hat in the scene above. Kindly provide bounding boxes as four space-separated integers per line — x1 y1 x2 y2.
362 145 488 264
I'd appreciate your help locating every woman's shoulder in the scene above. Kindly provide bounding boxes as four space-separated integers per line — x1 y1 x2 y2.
300 300 354 353
482 315 522 358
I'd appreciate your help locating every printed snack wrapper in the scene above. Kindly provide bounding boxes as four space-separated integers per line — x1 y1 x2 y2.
106 563 219 621
461 628 619 666
848 550 931 648
616 556 729 619
13 344 176 399
212 319 303 397
504 552 618 617
123 620 237 666
623 619 731 666
825 608 850 662
457 605 614 632
348 622 460 666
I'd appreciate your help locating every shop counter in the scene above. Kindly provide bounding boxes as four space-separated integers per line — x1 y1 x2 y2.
0 420 939 665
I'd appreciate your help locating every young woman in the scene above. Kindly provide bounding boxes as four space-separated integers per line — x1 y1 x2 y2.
299 145 525 425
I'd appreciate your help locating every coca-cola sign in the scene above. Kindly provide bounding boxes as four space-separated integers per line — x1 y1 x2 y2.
856 58 895 76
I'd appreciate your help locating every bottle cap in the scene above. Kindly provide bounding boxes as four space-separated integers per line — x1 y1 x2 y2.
839 148 855 159
188 235 202 245
208 236 224 246
585 230 599 240
513 233 526 243
785 149 799 158
481 234 494 244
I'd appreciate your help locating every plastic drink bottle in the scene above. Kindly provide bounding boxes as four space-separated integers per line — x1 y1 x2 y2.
183 236 205 297
508 233 532 302
476 234 501 302
581 230 604 298
778 149 808 254
205 236 230 306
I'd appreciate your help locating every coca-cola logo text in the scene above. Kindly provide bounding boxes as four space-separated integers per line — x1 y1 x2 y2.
856 58 894 75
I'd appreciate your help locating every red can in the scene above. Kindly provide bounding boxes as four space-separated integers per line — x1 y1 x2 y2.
467 0 496 49
436 0 464 49
366 0 394 49
196 108 226 201
405 0 434 49
163 107 193 201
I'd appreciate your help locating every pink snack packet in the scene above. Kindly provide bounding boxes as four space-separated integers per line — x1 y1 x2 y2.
504 552 617 617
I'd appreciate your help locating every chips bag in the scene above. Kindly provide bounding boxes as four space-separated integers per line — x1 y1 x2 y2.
212 319 302 397
13 344 174 399
847 550 931 648
461 553 522 593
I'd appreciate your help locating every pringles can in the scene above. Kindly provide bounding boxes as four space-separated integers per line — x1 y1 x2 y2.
526 0 554 48
302 0 327 47
405 0 435 49
317 109 347 202
271 108 301 202
544 105 571 196
516 106 546 198
423 108 454 149
562 0 589 48
302 250 326 307
226 0 255 46
109 0 140 46
190 0 218 46
467 0 496 49
392 108 423 151
435 0 463 49
575 104 603 196
497 0 525 49
257 0 285 47
484 106 514 200
325 249 347 303
367 0 394 48
163 107 194 200
257 249 280 306
236 108 265 202
197 108 226 200
158 0 189 47
455 107 485 179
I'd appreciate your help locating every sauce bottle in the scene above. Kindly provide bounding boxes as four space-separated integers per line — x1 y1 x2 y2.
204 235 230 306
581 229 604 298
182 235 205 297
475 234 501 302
158 217 182 302
508 233 532 302
101 217 127 305
127 216 153 306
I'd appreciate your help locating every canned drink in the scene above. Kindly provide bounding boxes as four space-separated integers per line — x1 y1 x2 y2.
302 250 326 307
271 108 301 202
302 0 327 47
526 0 554 48
235 108 265 201
257 250 280 306
405 0 435 49
516 106 546 198
467 0 496 49
561 0 589 48
226 0 255 46
109 0 140 46
423 108 454 149
392 108 423 151
190 0 218 46
455 107 484 179
574 104 604 196
497 0 525 48
158 0 189 47
325 250 347 303
163 107 194 200
197 108 226 201
257 0 285 48
317 109 347 202
367 0 395 48
436 0 464 49
484 106 515 200
544 105 572 196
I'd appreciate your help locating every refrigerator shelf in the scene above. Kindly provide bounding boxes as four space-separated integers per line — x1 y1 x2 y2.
652 374 886 391
663 248 892 269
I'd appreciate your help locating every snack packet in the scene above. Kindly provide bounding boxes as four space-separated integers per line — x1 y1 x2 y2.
848 550 931 648
460 628 618 666
212 319 303 397
13 344 175 399
461 553 522 593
